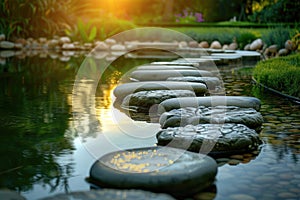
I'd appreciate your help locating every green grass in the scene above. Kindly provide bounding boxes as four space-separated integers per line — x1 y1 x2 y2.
253 53 300 98
168 27 268 48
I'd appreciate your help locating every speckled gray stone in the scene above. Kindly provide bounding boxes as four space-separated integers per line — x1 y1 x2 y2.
89 146 217 197
40 189 175 200
136 65 197 70
158 96 261 115
130 69 214 81
113 81 208 99
167 76 221 90
159 106 263 131
156 124 262 156
121 90 195 113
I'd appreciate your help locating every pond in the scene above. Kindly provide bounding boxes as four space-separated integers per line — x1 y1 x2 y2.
0 51 299 200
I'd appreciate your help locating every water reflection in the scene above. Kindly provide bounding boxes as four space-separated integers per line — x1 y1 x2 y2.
0 56 79 194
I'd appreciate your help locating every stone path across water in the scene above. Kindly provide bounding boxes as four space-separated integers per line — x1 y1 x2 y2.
89 50 264 198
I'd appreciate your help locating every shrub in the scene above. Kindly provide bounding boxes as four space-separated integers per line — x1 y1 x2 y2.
262 26 295 49
253 53 300 98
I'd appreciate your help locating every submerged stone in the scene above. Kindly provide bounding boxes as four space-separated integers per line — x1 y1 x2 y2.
89 146 217 197
157 96 261 115
159 106 263 131
41 189 175 200
156 124 262 156
113 81 208 99
121 90 195 113
130 69 214 81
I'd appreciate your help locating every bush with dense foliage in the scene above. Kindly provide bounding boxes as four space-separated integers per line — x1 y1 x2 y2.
253 53 300 98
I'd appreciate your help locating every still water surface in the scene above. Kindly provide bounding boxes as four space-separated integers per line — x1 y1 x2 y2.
0 53 299 199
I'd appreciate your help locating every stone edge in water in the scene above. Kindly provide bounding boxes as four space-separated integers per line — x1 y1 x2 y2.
89 146 217 198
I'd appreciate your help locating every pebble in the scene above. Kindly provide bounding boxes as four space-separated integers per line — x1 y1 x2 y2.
228 194 256 200
228 159 240 165
230 155 244 160
277 192 298 198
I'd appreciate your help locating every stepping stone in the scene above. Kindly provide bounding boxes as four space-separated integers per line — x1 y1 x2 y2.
130 69 214 81
121 90 195 113
175 58 221 66
159 106 263 131
151 61 199 67
41 189 175 200
136 65 197 70
157 96 261 114
113 81 208 99
166 76 221 90
89 146 218 197
156 124 262 156
235 50 261 64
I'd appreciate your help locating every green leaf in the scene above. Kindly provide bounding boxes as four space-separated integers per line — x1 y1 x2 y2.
88 26 97 42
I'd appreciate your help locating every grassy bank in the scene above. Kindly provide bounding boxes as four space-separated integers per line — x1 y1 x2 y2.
169 26 298 49
253 53 300 98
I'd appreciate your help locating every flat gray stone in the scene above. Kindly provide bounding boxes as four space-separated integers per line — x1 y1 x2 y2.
121 90 195 113
41 189 175 200
130 69 214 81
89 146 217 197
113 81 208 99
156 124 262 156
166 76 221 90
151 61 198 67
159 106 263 131
136 65 197 70
157 96 261 115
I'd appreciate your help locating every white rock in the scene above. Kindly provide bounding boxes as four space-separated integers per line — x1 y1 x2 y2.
178 41 188 48
285 40 295 51
210 41 222 49
267 44 278 53
228 42 238 50
0 34 5 41
105 38 117 45
38 37 47 44
14 43 23 49
111 44 126 51
62 43 75 50
94 41 109 51
222 44 229 50
59 36 71 44
188 41 198 48
278 48 289 56
244 44 251 50
250 38 263 51
0 41 15 49
199 41 209 48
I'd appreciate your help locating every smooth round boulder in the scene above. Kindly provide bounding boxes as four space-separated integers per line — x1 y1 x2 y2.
113 81 208 99
121 90 195 113
130 69 214 81
41 189 175 200
159 106 263 131
157 96 261 115
166 76 221 90
89 146 218 197
136 65 197 70
156 124 262 156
